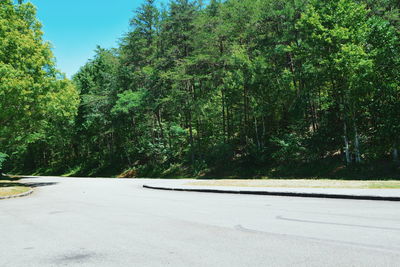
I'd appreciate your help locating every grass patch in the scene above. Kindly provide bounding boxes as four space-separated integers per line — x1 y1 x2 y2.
186 179 400 189
0 177 31 198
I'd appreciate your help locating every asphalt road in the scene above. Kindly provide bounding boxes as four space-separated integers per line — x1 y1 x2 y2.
1 177 399 267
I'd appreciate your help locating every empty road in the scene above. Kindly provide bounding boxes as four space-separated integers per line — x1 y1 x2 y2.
1 176 399 266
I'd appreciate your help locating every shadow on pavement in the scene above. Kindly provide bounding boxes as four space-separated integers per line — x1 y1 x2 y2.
24 182 58 188
0 176 58 188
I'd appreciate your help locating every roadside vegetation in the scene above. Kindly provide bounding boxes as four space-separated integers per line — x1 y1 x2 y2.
0 153 7 176
0 177 31 198
187 179 400 189
1 0 400 180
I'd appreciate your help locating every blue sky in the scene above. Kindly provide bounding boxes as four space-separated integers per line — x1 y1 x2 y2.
28 0 148 78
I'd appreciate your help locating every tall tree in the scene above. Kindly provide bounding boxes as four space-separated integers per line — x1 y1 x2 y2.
0 0 79 171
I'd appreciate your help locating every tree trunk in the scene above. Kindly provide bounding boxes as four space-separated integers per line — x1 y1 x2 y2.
254 116 260 149
187 81 195 165
262 116 266 148
343 121 351 164
155 109 165 144
226 102 231 141
242 85 248 146
222 88 226 143
188 113 195 164
393 146 399 163
354 124 361 163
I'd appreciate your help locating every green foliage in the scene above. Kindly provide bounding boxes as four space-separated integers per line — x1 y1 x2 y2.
271 134 307 163
0 0 79 172
0 153 8 172
3 0 400 177
112 90 146 115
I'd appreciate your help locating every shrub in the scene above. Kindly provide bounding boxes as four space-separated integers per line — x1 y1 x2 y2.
271 134 307 163
0 153 8 174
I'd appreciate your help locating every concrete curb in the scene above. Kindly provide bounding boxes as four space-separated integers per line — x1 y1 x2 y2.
143 185 400 201
0 189 34 200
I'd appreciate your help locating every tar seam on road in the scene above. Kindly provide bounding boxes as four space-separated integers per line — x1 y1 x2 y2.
276 216 400 231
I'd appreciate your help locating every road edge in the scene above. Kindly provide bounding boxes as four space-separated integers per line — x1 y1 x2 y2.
143 185 400 201
0 189 34 200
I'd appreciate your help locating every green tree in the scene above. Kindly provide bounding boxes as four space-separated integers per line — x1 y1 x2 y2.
72 47 119 174
296 0 374 164
0 0 79 171
8 0 399 176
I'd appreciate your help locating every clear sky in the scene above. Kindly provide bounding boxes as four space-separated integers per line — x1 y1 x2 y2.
28 0 147 78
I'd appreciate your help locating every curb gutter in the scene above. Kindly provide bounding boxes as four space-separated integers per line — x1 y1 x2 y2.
143 185 400 202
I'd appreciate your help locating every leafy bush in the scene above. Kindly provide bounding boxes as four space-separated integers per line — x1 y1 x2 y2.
271 134 307 163
0 153 8 174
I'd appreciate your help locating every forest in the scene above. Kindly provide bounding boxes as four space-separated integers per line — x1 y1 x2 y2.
1 0 400 178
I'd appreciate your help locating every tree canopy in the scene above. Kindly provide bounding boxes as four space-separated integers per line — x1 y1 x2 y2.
0 0 79 172
1 0 400 178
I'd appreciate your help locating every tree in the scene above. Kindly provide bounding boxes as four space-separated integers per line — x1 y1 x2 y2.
0 153 7 175
0 0 79 171
6 0 400 176
295 0 374 164
72 47 119 174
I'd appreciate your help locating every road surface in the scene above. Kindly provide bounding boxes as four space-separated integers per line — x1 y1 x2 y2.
0 176 399 266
